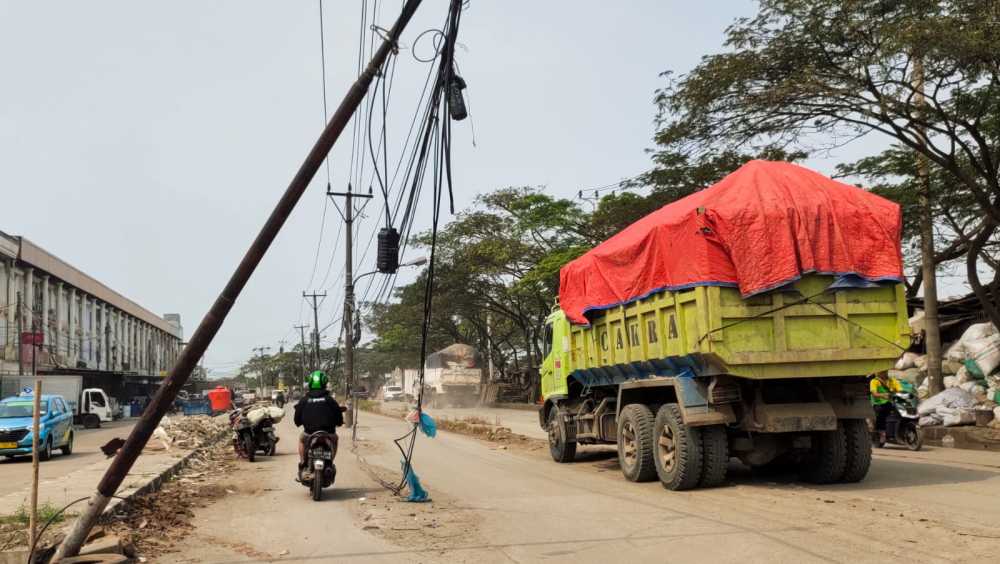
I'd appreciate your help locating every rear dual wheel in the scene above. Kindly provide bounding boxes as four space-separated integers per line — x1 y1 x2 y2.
652 404 703 491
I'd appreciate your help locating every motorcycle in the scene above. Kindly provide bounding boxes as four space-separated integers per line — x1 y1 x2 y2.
300 430 338 501
231 405 282 462
873 391 922 451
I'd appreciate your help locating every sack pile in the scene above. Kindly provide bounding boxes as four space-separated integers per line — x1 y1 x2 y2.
897 321 1000 428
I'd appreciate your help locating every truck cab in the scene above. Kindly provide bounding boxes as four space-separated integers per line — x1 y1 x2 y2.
80 388 115 427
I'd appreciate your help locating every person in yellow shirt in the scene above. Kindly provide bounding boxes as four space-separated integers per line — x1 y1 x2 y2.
870 370 901 445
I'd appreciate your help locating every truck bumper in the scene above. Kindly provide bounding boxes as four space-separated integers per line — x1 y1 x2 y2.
751 402 838 432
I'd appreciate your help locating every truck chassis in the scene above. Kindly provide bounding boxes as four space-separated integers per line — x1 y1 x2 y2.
540 374 874 490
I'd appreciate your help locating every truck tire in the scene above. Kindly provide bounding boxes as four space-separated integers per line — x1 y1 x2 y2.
699 425 729 488
617 404 657 482
801 425 847 484
83 414 101 429
547 407 576 463
839 419 871 483
653 404 702 491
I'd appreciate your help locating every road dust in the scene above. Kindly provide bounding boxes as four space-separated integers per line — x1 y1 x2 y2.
359 402 546 453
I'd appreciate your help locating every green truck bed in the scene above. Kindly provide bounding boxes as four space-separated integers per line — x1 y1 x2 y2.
542 275 910 399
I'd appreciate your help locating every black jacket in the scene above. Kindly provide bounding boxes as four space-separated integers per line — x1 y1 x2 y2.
293 390 344 433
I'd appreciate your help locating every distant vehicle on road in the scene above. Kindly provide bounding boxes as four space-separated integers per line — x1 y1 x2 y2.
0 394 74 460
12 374 116 428
383 385 404 402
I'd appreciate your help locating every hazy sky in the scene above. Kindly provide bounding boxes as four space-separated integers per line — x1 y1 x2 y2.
3 1 923 375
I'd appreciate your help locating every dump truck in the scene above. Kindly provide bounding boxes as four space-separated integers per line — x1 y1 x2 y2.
538 161 910 490
417 344 483 407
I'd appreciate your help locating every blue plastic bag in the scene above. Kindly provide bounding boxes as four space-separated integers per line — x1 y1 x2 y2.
418 412 437 438
402 460 429 502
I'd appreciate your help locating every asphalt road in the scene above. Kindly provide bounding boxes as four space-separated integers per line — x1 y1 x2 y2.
160 407 1000 563
0 419 137 498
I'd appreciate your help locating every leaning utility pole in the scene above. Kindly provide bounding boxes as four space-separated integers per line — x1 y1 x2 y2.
303 291 327 370
294 324 309 382
54 1 425 557
328 186 372 428
914 55 944 395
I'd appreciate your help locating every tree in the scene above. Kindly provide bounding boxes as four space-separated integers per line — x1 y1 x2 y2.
837 145 991 298
653 0 1000 393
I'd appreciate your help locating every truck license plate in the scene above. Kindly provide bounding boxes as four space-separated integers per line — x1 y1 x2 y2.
0 442 17 449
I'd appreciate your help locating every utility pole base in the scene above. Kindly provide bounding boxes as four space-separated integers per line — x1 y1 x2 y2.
51 492 111 561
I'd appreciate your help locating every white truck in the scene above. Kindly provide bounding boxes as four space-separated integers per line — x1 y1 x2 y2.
416 344 483 408
14 375 117 428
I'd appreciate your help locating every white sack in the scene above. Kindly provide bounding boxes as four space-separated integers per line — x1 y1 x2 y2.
960 322 998 343
247 405 286 425
895 352 920 370
919 415 942 427
918 387 976 416
946 341 966 362
965 334 1000 377
944 376 958 389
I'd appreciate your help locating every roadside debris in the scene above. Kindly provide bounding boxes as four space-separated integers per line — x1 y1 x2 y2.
898 320 1000 428
154 415 229 450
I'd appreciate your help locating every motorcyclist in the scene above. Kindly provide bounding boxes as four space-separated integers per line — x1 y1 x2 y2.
293 371 344 474
870 370 901 444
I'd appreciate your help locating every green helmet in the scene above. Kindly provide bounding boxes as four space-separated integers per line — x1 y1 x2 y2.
308 370 328 390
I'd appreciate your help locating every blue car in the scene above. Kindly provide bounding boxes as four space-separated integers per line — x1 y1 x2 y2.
0 395 74 461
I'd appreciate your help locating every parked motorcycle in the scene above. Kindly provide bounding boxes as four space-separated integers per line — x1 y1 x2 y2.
299 430 338 501
873 391 922 451
231 404 283 462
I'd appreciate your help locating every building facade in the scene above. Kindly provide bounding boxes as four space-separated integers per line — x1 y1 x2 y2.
0 231 183 381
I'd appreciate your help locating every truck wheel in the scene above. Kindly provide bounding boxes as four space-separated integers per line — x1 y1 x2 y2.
61 432 74 456
547 407 576 463
617 404 657 482
801 426 847 484
83 414 101 429
653 404 702 491
699 425 729 488
839 419 871 483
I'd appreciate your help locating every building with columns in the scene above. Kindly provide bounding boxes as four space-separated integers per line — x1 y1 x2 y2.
0 231 182 396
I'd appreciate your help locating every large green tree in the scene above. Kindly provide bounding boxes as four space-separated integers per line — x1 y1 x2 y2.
654 0 1000 392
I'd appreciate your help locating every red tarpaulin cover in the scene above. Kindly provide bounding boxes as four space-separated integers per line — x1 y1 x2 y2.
559 160 903 325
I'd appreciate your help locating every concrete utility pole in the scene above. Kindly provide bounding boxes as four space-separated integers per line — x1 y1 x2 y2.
486 312 495 383
53 0 426 557
16 291 23 376
302 291 327 371
294 324 309 383
328 187 372 428
252 346 271 392
914 55 944 395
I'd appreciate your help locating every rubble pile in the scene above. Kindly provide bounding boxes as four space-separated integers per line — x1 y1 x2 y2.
898 320 1000 428
154 414 229 450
